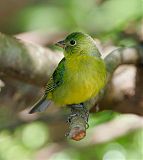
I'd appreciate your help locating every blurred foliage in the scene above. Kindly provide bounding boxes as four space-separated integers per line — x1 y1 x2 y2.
10 0 141 47
89 110 120 127
0 0 143 159
77 129 143 160
0 115 142 160
13 0 141 33
0 121 49 160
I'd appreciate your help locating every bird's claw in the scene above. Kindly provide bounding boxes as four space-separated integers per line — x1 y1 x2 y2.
66 113 78 123
66 104 89 128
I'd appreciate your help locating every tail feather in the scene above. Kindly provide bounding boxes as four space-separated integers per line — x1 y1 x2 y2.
29 96 51 114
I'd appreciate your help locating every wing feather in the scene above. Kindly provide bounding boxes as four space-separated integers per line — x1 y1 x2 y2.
29 58 66 113
44 58 65 96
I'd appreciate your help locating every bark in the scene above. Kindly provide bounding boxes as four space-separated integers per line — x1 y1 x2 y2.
0 32 63 86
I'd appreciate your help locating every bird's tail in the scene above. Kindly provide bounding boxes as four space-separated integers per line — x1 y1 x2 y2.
29 96 51 114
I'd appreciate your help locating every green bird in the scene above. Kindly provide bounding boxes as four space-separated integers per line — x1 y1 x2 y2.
29 32 107 114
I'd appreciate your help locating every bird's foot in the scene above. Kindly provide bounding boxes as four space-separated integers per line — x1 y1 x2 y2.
67 103 89 129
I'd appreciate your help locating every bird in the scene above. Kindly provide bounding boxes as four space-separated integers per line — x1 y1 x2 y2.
29 32 107 114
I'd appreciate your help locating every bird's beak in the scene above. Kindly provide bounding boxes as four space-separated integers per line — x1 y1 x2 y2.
55 40 66 48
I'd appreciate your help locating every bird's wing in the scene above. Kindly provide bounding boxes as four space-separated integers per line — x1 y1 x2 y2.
29 58 66 114
44 58 65 96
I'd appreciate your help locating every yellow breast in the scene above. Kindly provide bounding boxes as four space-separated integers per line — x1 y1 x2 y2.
52 55 106 105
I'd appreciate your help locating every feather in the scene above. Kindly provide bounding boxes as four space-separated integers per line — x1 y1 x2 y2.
29 96 51 114
29 58 65 114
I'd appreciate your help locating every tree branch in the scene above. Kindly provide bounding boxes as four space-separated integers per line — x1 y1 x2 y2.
104 47 143 77
0 32 63 86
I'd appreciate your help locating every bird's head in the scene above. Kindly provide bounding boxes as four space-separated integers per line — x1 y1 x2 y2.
55 32 101 58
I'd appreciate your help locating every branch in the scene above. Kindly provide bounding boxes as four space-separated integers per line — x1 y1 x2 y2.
0 32 63 86
66 105 88 141
104 47 143 77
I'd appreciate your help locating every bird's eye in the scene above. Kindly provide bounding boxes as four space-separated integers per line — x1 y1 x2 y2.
70 40 76 46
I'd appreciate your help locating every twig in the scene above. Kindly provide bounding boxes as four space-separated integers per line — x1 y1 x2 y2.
66 104 89 141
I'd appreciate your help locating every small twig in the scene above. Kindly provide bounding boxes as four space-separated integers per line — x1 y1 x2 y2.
67 116 87 141
67 104 89 141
